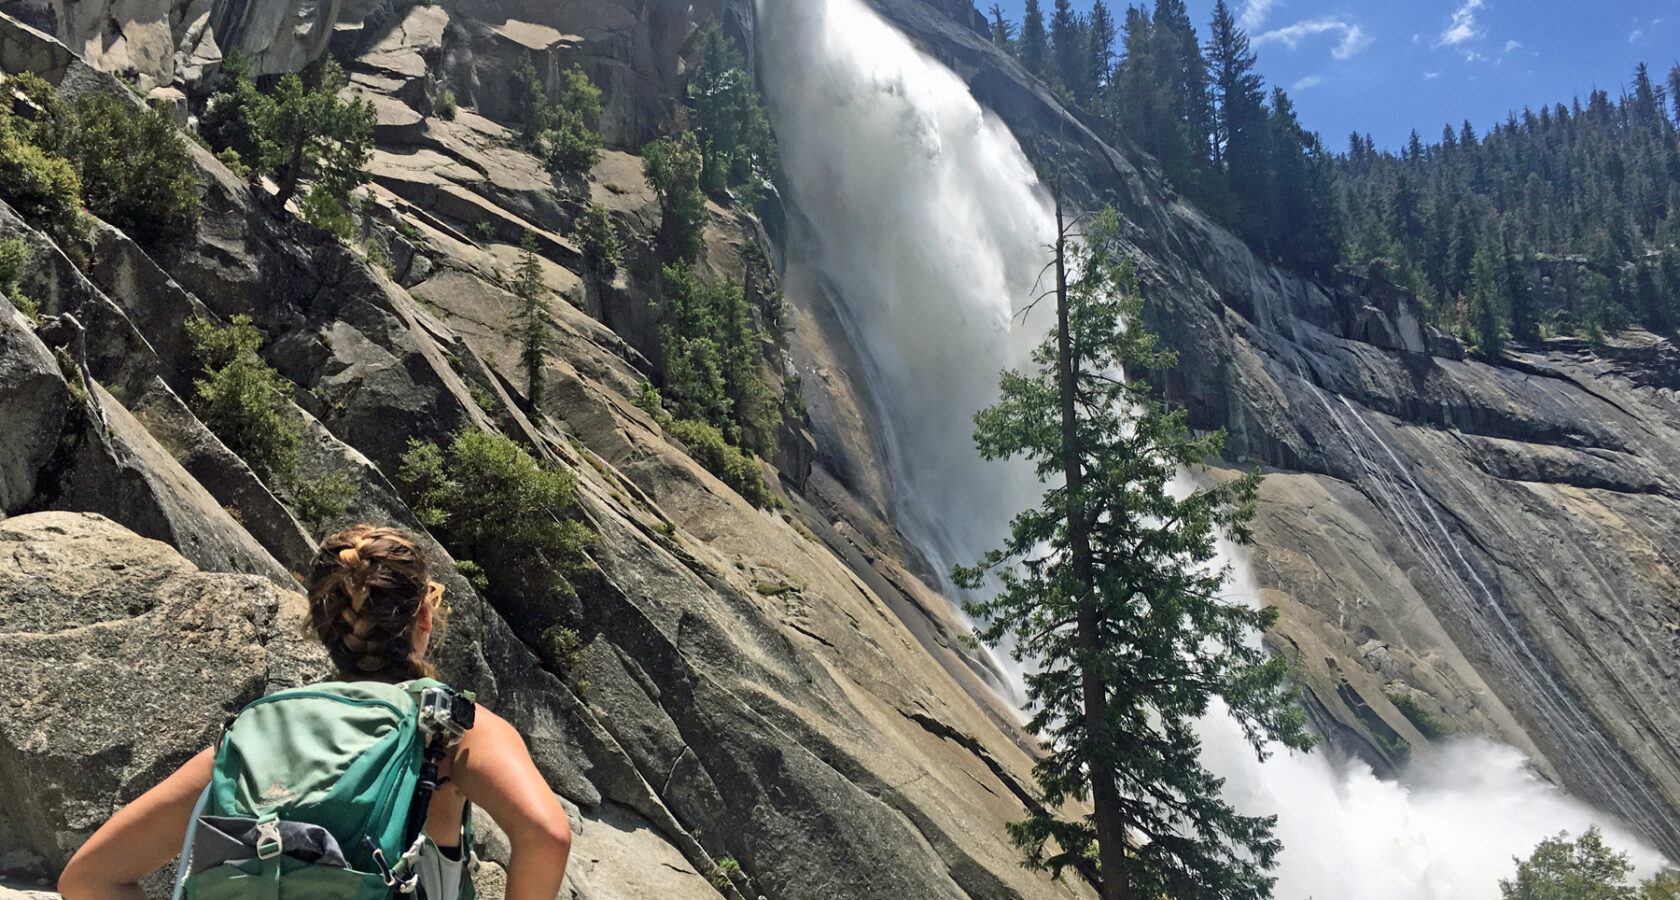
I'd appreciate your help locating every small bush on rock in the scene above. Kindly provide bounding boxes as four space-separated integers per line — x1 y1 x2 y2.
538 625 583 674
573 202 622 282
0 238 35 321
665 418 776 509
0 109 83 249
186 315 302 480
709 858 742 890
399 429 596 597
291 469 356 528
68 91 201 239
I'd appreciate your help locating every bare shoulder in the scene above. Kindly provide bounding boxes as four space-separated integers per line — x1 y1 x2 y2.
465 704 519 742
451 705 528 764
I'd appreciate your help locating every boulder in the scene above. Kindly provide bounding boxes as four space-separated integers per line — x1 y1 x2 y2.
0 511 329 881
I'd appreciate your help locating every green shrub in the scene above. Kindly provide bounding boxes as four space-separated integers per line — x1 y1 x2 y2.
7 73 72 154
455 559 488 590
300 183 355 239
53 345 88 406
216 146 253 181
573 202 622 282
291 469 356 528
0 116 83 247
398 429 596 596
709 858 742 891
186 315 302 479
0 238 35 321
666 418 776 508
1385 688 1451 741
435 88 457 121
0 73 197 246
68 92 201 239
199 51 266 173
634 380 670 424
538 625 584 674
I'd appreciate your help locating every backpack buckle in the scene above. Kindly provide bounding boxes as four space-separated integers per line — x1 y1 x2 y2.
364 837 420 893
254 820 282 860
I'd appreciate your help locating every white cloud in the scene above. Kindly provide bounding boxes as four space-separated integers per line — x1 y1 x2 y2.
1239 0 1281 32
1438 0 1485 46
1424 71 1441 79
1292 75 1324 91
1629 27 1645 43
1503 39 1522 53
1334 24 1373 59
1255 18 1373 60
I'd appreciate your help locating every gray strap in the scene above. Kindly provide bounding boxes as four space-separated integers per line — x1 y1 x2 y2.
170 784 213 900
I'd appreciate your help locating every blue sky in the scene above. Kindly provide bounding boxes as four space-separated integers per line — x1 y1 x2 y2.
984 0 1680 152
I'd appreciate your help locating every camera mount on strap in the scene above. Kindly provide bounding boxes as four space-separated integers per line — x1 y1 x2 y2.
380 685 477 895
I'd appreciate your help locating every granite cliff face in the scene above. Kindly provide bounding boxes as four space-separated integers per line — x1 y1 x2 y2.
1 0 1678 894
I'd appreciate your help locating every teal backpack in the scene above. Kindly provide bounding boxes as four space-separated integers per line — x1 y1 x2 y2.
171 679 478 900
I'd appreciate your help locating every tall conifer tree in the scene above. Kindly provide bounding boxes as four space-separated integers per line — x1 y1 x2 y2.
958 200 1311 900
1205 1 1267 234
1020 0 1050 77
1087 2 1117 98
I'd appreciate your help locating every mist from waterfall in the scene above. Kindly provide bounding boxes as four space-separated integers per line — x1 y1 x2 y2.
754 0 1667 895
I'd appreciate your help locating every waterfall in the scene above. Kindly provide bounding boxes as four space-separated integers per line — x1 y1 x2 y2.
755 0 1668 895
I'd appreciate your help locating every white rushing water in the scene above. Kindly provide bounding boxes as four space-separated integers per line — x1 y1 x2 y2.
756 0 1668 895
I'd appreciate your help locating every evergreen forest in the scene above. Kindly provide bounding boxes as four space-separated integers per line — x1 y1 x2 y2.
987 0 1680 353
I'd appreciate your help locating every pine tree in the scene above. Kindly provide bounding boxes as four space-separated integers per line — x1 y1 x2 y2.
1468 235 1509 358
1020 0 1050 77
988 4 1017 51
1087 2 1117 96
1267 88 1340 275
547 66 604 176
515 231 551 406
1205 1 1267 234
1050 0 1088 101
686 22 775 199
1112 6 1155 126
956 201 1311 900
258 59 376 208
513 52 553 147
642 131 709 263
1153 0 1214 180
658 261 732 431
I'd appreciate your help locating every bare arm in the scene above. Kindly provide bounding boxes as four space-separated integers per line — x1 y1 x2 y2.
450 707 571 900
58 747 214 900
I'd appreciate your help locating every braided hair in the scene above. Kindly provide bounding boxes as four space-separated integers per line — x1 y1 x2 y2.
304 525 446 681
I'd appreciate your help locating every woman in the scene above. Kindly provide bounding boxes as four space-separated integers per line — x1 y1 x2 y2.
57 525 571 900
